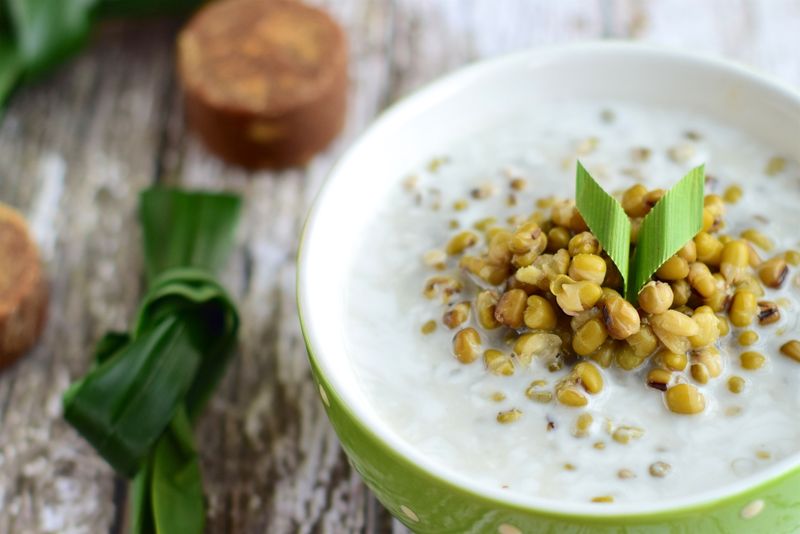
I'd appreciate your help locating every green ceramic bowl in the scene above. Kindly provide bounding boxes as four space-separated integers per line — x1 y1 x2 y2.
297 43 800 533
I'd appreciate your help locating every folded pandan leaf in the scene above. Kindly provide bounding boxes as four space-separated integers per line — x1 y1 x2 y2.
575 162 705 304
575 162 632 296
628 165 705 301
64 188 241 534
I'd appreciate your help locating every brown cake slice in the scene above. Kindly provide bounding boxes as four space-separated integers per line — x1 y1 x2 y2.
0 203 47 369
177 0 348 170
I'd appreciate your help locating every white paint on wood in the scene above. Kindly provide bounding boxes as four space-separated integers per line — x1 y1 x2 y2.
28 153 66 261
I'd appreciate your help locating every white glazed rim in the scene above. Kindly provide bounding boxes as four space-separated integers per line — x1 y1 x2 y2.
298 41 800 517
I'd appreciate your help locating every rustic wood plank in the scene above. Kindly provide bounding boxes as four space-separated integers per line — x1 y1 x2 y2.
609 0 753 53
384 0 606 104
743 1 800 84
609 0 800 82
0 20 179 534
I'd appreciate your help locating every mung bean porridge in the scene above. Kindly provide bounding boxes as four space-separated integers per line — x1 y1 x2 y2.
343 100 800 504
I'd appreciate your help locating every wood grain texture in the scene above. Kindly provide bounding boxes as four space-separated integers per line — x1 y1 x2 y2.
0 20 180 534
0 2 798 533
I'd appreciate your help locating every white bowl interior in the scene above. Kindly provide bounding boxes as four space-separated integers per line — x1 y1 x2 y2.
298 43 800 516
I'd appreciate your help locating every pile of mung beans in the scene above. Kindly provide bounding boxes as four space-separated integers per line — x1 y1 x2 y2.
422 181 800 417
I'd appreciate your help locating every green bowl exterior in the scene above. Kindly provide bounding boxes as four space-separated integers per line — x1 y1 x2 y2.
302 334 800 533
296 43 800 534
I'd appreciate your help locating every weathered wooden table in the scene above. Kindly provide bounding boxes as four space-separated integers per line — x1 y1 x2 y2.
1 1 798 532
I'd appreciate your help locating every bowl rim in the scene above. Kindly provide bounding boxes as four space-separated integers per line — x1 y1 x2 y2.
297 41 800 518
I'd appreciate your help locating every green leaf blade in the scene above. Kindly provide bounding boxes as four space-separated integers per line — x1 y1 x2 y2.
151 407 205 534
576 162 631 295
63 316 201 477
135 267 240 420
0 39 21 109
7 0 96 78
628 165 705 302
63 187 242 532
139 188 242 282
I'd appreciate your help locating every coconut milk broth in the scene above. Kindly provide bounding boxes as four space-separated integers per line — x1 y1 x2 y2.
343 100 800 503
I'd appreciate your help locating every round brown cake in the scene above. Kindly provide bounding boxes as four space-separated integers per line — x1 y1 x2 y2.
178 0 348 169
0 203 47 369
